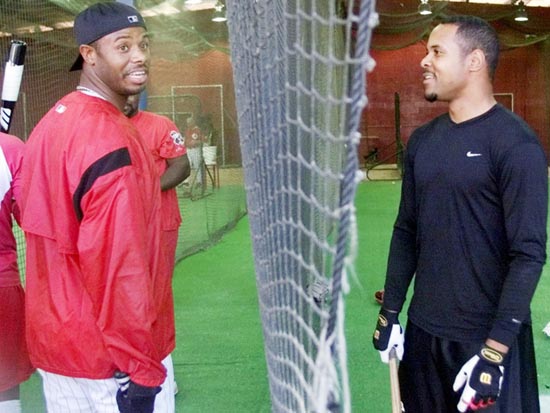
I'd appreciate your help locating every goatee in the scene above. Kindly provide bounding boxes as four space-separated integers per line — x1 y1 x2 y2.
424 93 437 102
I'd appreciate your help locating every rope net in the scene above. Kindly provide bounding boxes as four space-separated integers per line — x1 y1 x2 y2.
0 0 248 276
226 1 377 411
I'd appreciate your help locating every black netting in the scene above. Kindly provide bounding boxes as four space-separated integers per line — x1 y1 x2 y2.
0 0 247 277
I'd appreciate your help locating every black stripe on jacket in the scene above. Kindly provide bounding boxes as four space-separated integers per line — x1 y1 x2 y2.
73 147 131 221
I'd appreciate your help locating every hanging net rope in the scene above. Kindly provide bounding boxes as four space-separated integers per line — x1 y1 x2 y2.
226 1 377 411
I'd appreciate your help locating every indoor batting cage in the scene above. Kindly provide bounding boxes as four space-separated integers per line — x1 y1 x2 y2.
1 0 378 411
2 0 249 276
3 1 550 412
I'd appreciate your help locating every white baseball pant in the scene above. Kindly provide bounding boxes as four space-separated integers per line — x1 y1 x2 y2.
38 355 175 413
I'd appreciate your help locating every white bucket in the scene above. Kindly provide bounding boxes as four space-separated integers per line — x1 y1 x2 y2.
202 146 217 165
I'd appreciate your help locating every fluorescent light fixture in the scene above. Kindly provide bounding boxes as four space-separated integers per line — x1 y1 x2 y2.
141 3 181 17
15 25 53 34
184 0 216 11
434 0 549 6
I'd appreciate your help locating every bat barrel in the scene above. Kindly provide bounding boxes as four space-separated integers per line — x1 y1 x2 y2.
1 40 27 133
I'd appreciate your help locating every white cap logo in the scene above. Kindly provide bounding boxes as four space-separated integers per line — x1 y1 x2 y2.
128 15 139 23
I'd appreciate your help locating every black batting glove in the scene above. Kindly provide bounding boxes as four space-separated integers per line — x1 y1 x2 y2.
115 371 161 413
372 307 404 363
453 346 505 412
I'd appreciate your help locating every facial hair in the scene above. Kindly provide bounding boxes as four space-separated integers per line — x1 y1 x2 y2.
425 93 437 103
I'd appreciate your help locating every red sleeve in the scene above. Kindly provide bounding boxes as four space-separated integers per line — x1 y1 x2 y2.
0 133 24 223
156 117 187 160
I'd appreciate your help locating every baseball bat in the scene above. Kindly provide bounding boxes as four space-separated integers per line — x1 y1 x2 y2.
1 40 27 133
114 370 130 392
389 347 402 413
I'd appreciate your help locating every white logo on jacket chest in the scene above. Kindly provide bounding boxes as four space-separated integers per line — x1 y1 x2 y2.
466 151 482 157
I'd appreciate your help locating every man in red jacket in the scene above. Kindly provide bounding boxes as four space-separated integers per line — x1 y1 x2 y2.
184 116 208 188
20 3 167 412
125 93 190 407
0 132 34 413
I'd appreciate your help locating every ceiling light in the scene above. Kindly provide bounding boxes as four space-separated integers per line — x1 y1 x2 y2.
418 0 432 15
183 1 216 11
141 3 181 17
211 0 227 22
514 1 529 22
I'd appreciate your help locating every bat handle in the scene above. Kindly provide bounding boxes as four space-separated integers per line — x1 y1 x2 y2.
114 370 130 392
389 347 403 413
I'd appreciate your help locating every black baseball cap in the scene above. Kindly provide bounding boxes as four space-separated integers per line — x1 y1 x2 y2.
69 2 147 72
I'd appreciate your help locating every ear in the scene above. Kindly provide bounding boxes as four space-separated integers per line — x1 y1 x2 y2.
79 44 96 67
468 49 486 74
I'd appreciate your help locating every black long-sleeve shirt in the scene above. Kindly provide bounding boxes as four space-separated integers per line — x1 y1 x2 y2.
383 104 548 347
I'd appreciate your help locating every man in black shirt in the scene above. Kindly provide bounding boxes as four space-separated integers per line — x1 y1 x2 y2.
372 15 547 413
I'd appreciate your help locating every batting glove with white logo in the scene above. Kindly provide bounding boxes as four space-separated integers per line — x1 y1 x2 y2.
115 371 161 413
453 346 505 412
372 307 404 363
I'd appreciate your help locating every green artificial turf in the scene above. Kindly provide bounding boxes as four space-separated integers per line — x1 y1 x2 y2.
20 181 550 412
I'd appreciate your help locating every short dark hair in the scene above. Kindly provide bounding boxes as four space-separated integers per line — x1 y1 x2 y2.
440 15 500 80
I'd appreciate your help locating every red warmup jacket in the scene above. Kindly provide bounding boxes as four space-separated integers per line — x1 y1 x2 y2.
0 132 34 391
130 110 186 355
130 110 186 231
20 92 169 387
0 132 24 287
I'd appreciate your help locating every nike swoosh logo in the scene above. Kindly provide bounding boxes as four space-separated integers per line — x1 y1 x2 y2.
466 151 482 157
